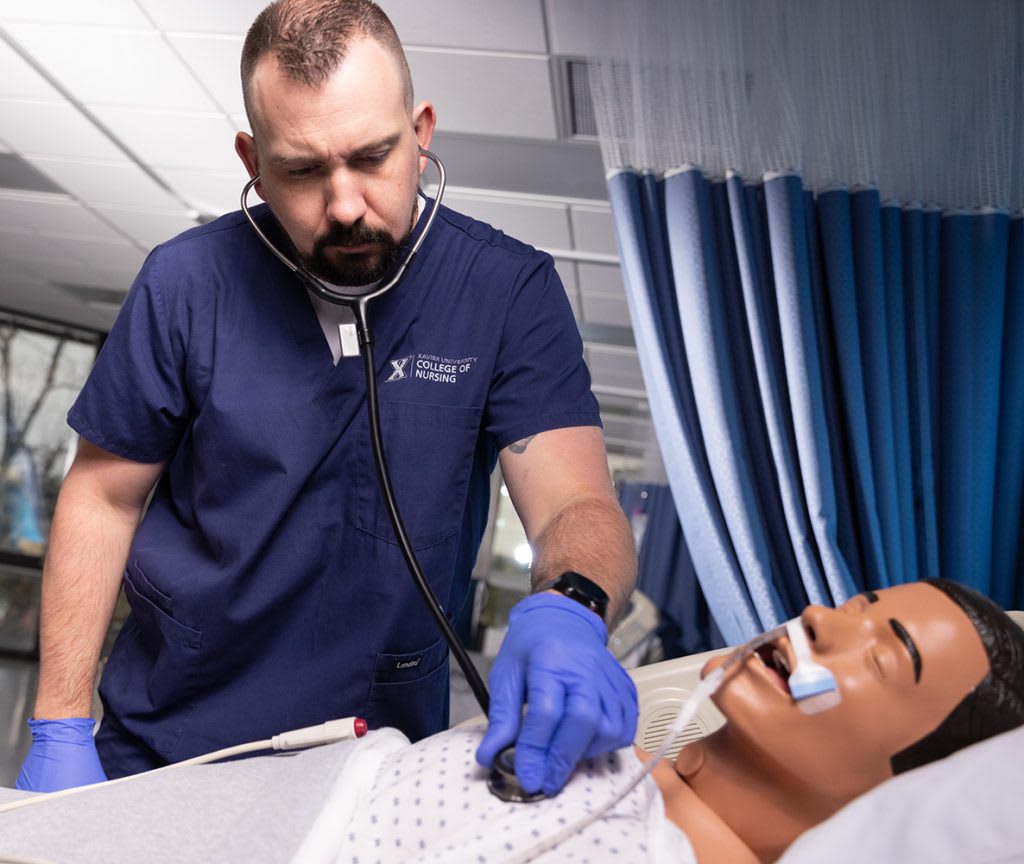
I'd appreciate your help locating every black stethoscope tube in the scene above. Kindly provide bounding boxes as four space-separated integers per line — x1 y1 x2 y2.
240 150 491 716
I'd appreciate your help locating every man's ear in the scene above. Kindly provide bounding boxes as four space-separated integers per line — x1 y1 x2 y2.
412 101 437 174
235 131 264 199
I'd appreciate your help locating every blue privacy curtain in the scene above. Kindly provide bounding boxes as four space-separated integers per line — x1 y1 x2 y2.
577 0 1024 642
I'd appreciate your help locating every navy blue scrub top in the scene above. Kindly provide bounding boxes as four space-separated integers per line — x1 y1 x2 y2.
69 201 602 761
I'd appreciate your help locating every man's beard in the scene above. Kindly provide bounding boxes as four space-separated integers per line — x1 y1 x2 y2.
299 215 412 287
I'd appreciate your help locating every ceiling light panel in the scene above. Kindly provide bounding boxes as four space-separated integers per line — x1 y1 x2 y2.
0 0 150 27
25 157 184 211
381 0 547 52
88 107 241 173
168 34 245 116
2 23 219 112
0 100 125 161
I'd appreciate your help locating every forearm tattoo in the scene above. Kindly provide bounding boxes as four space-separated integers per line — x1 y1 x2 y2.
507 434 536 455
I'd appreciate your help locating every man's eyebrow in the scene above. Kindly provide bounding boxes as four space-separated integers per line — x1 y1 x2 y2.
889 617 922 683
270 134 401 166
862 590 879 603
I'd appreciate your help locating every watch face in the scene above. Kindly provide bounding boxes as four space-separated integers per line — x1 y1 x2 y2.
556 572 609 619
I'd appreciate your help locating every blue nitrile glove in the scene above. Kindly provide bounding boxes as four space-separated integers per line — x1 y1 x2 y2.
16 718 108 792
476 592 638 796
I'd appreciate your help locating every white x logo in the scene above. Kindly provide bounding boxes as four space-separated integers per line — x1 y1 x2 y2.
386 357 410 382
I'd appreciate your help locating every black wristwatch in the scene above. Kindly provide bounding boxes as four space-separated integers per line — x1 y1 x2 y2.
534 571 609 621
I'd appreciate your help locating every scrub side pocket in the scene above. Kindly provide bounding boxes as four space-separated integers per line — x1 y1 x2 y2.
357 400 481 549
99 563 203 758
364 635 450 742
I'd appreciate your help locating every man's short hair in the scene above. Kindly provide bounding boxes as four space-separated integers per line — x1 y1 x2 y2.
241 0 413 131
891 578 1024 773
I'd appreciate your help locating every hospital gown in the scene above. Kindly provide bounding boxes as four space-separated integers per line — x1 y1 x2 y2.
297 726 696 864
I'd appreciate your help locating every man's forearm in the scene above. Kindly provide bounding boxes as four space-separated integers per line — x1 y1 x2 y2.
529 496 637 627
33 483 140 718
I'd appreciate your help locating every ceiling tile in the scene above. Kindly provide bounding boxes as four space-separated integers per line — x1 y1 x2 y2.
407 49 557 140
380 0 548 52
0 38 62 100
552 259 580 318
585 344 645 394
0 227 143 271
89 106 242 173
26 156 185 211
168 33 245 116
157 166 250 217
0 100 126 161
0 0 150 27
0 278 113 331
0 193 124 240
578 261 628 327
545 0 594 57
570 203 618 255
3 23 219 112
137 0 265 35
441 191 572 250
93 206 199 250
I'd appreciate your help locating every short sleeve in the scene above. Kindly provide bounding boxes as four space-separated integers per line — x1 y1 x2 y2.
68 247 190 463
485 254 601 449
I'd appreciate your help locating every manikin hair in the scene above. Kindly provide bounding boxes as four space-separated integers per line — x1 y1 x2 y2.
240 0 414 132
890 578 1024 774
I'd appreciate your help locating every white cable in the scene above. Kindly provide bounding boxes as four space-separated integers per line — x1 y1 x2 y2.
0 716 366 817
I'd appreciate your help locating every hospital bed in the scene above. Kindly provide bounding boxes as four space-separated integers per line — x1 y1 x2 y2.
0 612 1021 863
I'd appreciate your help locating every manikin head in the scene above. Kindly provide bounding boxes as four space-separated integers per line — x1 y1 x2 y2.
235 0 436 286
698 579 1024 802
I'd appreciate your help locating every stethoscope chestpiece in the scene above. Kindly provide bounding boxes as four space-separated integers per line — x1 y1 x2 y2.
487 745 548 804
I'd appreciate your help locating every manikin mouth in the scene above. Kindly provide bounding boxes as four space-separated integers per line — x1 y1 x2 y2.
755 639 793 695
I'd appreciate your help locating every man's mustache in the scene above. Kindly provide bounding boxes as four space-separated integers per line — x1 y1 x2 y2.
314 222 394 253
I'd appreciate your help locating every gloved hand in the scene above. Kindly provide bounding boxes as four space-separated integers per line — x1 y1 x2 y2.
16 718 108 792
476 592 638 796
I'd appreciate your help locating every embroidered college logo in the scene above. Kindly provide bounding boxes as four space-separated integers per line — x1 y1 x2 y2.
384 352 479 385
386 356 411 382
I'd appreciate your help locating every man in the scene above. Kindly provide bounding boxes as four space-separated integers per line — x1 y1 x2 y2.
17 0 637 797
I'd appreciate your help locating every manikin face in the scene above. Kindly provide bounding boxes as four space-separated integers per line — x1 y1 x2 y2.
695 582 989 798
235 36 436 285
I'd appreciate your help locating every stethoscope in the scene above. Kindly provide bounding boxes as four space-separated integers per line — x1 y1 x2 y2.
240 147 490 717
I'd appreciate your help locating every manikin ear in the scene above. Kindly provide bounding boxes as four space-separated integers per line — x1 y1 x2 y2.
235 131 264 200
412 101 437 176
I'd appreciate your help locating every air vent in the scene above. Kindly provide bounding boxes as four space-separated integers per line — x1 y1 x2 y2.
556 58 597 139
640 702 709 759
0 153 64 195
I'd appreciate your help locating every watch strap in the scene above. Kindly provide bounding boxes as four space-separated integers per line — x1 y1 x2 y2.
534 571 609 621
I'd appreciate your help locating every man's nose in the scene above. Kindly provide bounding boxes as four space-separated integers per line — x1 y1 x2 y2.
325 168 367 226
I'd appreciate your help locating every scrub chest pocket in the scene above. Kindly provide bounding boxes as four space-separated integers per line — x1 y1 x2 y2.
357 400 482 549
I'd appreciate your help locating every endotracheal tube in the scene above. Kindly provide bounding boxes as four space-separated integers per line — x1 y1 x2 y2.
504 617 841 863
